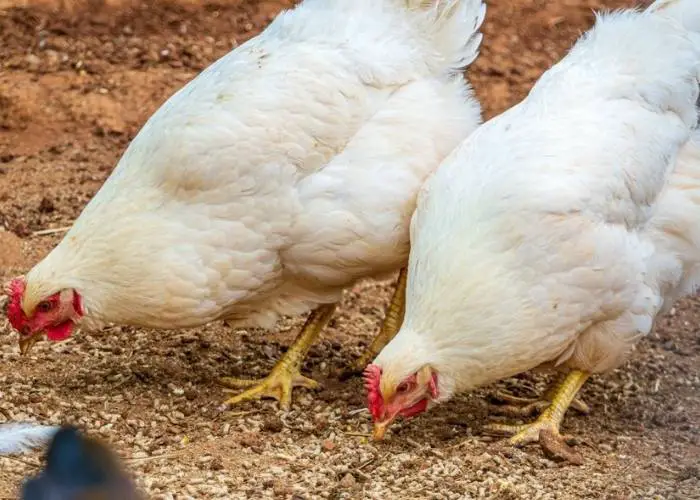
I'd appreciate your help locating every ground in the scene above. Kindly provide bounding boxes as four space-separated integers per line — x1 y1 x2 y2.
0 0 698 498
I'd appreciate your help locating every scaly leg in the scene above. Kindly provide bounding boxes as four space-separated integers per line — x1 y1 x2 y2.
342 268 407 378
489 373 590 418
484 370 590 464
221 303 336 410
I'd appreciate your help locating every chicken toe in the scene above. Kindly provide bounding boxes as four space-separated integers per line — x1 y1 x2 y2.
488 392 551 418
488 375 591 418
221 368 319 410
486 421 583 465
221 304 336 410
483 370 590 464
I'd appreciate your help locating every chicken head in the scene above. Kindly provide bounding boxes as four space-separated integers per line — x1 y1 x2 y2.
364 364 439 440
4 277 83 355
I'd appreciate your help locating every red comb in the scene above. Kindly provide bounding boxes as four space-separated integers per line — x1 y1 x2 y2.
363 364 384 421
4 277 28 332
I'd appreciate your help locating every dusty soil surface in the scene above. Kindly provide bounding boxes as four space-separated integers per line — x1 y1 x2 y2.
0 0 698 498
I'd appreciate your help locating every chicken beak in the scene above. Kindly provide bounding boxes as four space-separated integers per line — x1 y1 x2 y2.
18 334 41 356
372 417 396 441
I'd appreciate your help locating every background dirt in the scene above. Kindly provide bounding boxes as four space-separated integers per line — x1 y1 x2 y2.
0 0 698 498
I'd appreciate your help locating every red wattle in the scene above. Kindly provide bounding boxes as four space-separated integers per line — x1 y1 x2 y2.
45 321 75 341
399 398 429 418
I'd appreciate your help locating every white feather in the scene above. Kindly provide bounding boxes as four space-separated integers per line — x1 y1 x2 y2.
0 423 58 455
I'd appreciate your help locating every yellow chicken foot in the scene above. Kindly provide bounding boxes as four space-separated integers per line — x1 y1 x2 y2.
489 375 590 418
220 303 336 411
484 370 590 465
341 268 407 379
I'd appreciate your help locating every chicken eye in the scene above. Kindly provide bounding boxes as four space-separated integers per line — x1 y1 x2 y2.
37 301 53 313
397 381 411 394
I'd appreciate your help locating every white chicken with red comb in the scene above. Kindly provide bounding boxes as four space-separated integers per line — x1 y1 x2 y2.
3 0 486 410
365 0 700 461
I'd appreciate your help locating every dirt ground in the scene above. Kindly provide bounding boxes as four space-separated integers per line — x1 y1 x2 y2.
0 0 698 498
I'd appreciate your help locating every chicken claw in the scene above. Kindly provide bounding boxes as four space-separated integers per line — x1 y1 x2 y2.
486 421 583 465
221 304 336 411
489 377 590 418
221 368 319 410
341 268 407 380
483 370 590 465
488 391 550 417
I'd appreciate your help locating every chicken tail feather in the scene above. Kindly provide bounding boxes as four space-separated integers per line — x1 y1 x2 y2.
404 0 487 71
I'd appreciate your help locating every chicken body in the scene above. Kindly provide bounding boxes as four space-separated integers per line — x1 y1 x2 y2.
368 0 700 458
7 0 485 407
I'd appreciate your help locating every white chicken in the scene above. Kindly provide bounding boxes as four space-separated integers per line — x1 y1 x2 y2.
365 0 700 460
4 0 485 409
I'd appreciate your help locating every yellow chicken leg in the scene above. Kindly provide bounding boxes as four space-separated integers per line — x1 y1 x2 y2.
485 370 590 464
221 304 336 410
343 268 407 378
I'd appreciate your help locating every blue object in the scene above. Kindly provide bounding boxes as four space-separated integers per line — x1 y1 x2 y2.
20 426 140 500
